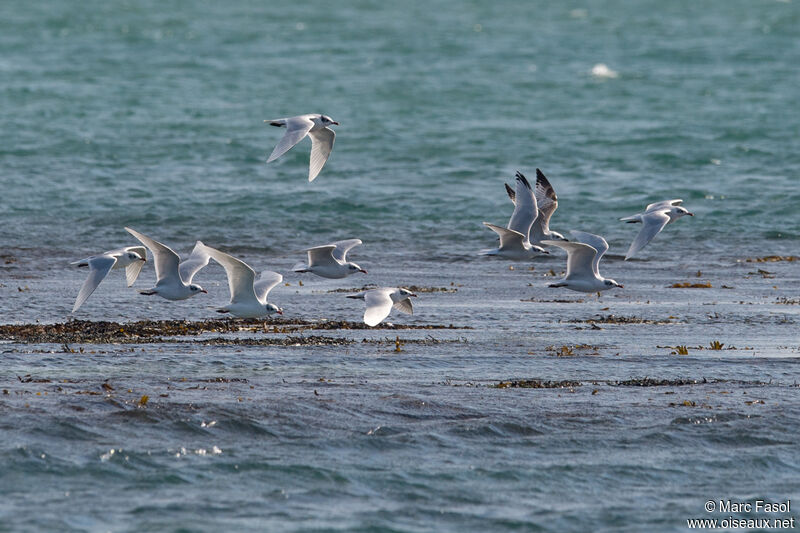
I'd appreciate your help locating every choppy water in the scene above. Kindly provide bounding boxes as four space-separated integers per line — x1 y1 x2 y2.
1 0 799 531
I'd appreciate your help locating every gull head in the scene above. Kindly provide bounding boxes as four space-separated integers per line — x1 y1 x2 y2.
670 206 694 219
189 284 208 295
319 114 339 126
128 251 146 262
348 263 368 274
604 279 623 289
266 303 283 315
399 288 417 298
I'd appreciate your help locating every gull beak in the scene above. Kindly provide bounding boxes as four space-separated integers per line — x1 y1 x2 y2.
617 284 624 289
200 289 208 294
332 121 340 125
359 268 368 274
410 293 418 298
687 212 694 216
277 309 283 315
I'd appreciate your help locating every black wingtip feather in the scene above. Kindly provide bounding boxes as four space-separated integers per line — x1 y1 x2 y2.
514 171 532 190
535 168 557 200
504 183 516 202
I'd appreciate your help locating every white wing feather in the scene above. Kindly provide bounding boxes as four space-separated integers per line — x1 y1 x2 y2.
123 246 147 287
543 241 598 279
307 127 335 182
306 245 339 268
267 116 314 162
178 241 211 284
645 199 682 212
363 289 395 327
626 211 671 260
125 227 182 285
331 239 362 263
507 172 537 240
483 222 526 250
393 297 414 315
569 230 609 276
72 255 117 313
253 271 283 304
205 246 257 305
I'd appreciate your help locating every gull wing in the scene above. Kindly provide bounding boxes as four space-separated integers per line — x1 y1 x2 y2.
307 127 335 182
625 210 671 260
483 222 527 251
543 241 598 280
363 288 396 327
331 239 362 263
306 245 339 268
205 246 258 305
267 115 314 163
534 168 558 235
125 227 182 285
505 183 516 204
179 241 211 284
645 199 682 212
123 246 147 287
72 255 117 313
393 297 414 315
506 171 537 239
569 230 609 276
253 271 283 304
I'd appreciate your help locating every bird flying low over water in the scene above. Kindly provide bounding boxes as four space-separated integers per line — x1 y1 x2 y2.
543 230 622 293
293 239 367 279
125 227 210 301
481 171 548 259
347 287 417 327
620 199 694 260
266 114 338 182
505 168 566 245
70 246 147 313
204 245 283 318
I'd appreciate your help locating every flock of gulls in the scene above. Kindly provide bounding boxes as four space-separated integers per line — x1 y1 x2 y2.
71 113 693 326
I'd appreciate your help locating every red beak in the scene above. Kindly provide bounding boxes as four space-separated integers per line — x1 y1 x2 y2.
332 121 339 125
277 310 283 315
200 289 208 294
359 269 368 274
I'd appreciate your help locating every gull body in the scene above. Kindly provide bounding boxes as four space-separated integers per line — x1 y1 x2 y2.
543 230 622 293
482 171 548 259
70 246 147 313
506 169 566 244
204 245 283 318
266 114 338 181
293 239 367 279
347 287 417 327
620 199 694 260
125 227 210 300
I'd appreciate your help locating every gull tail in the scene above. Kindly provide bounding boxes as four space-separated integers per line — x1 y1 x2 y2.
292 262 309 273
138 289 157 295
548 282 567 288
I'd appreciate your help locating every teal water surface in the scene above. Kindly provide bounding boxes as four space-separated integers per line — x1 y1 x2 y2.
1 1 799 531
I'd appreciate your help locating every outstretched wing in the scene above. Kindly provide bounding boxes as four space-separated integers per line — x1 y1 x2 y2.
506 171 537 239
125 227 182 285
253 271 283 304
393 297 414 315
267 115 314 162
123 246 147 287
483 222 526 251
331 239 362 263
625 210 671 260
569 230 609 276
543 240 598 280
308 127 335 182
306 245 338 268
645 199 682 212
534 169 558 235
504 183 516 204
179 241 211 284
205 245 257 305
72 255 117 313
363 288 396 327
